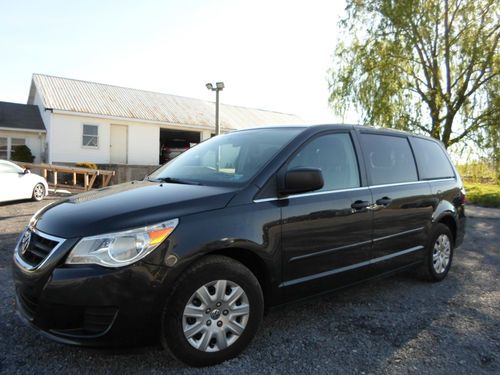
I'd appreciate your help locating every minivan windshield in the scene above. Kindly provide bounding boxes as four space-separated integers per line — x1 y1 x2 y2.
148 128 303 186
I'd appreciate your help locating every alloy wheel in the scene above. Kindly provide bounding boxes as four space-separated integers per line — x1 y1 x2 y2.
33 184 45 200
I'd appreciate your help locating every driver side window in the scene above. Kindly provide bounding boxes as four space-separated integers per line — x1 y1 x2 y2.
287 133 360 191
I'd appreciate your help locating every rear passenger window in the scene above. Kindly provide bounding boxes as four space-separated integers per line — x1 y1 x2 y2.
288 133 360 191
412 138 455 180
360 133 418 185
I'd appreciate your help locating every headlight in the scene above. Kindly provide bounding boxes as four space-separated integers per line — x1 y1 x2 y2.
65 219 178 268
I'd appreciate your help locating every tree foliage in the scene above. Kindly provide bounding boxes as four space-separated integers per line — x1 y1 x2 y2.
329 0 499 159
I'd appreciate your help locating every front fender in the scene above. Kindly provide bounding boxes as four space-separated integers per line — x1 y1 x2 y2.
145 202 283 306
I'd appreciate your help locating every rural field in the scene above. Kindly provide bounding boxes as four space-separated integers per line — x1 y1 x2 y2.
0 197 498 374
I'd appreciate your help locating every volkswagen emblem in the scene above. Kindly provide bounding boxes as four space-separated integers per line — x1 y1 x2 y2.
20 230 31 255
210 309 221 320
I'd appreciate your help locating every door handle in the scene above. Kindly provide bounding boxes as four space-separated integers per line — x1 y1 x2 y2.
351 200 371 210
375 197 392 207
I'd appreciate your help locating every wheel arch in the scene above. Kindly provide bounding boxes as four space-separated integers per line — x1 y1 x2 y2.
207 248 272 308
435 213 457 244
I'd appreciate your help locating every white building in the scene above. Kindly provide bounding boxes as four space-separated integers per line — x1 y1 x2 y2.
0 101 46 163
26 74 302 166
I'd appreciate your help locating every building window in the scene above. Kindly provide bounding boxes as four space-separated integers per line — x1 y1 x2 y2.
82 125 99 148
0 137 7 159
11 138 26 154
0 136 26 160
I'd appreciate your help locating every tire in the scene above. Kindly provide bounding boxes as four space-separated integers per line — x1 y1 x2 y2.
417 223 454 282
32 183 45 201
161 255 264 367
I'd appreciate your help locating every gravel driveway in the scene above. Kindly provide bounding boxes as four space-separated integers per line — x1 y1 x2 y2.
0 198 498 374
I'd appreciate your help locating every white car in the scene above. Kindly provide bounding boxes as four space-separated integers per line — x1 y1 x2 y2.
0 160 48 202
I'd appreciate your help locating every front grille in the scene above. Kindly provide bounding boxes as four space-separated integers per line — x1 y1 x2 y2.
83 307 118 334
21 230 59 266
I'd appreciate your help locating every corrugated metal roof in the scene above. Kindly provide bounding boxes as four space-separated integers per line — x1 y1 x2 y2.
29 74 302 130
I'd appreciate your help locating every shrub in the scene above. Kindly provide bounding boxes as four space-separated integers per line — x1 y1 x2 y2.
11 145 34 163
457 161 498 184
464 183 500 208
75 162 98 170
74 162 101 188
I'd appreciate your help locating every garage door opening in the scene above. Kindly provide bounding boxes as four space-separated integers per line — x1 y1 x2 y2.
160 129 201 164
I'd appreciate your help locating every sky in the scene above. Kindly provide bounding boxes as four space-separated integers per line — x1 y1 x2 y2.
0 0 353 124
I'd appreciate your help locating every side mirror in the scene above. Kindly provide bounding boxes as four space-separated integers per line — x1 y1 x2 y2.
279 168 324 195
23 168 31 174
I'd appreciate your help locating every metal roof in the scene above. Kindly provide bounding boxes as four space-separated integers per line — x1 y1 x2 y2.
28 74 302 130
0 101 46 131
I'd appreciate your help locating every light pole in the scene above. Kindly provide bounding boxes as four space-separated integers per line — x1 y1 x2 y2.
206 82 224 136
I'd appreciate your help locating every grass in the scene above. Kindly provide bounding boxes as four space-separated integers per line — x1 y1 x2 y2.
464 183 500 208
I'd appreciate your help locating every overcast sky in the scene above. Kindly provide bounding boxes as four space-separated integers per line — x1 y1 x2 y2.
0 0 355 124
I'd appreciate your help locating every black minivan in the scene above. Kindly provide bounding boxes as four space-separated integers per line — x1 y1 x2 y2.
13 125 465 366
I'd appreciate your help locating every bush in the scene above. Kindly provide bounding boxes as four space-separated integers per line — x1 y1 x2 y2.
74 162 101 188
464 183 500 208
457 161 499 184
11 145 34 163
75 162 98 170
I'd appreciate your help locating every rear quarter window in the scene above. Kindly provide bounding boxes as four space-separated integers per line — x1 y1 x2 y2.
360 133 418 185
411 137 455 180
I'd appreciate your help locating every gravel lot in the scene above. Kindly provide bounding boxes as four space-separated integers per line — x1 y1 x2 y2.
0 198 498 374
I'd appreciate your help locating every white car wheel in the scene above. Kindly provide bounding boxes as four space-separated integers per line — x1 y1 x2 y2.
32 183 45 201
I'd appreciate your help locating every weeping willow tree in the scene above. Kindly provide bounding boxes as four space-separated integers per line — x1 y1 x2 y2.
329 0 499 164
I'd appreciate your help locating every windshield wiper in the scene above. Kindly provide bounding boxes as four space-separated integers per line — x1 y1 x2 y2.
148 177 202 185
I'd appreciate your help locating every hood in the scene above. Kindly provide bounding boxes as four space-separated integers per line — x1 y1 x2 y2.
34 180 237 238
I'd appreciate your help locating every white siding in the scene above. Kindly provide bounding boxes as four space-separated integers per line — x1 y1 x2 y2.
50 114 110 163
49 113 160 165
31 89 52 162
201 131 212 141
127 124 159 165
31 90 51 133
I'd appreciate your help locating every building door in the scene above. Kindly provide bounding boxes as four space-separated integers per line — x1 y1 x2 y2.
110 125 127 164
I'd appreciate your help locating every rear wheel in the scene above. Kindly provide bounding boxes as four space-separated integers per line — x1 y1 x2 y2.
32 183 45 201
161 255 264 367
418 223 454 282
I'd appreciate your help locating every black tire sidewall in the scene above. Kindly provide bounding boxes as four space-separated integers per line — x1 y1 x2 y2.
427 224 454 281
161 256 264 367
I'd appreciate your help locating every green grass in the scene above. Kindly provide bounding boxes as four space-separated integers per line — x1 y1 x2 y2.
464 183 500 208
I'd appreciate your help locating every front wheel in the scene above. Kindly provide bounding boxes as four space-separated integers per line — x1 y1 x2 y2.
161 255 264 367
32 183 45 201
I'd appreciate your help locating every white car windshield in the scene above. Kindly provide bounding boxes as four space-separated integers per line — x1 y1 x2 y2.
0 161 23 174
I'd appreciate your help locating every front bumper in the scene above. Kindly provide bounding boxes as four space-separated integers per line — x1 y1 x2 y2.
13 232 171 347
